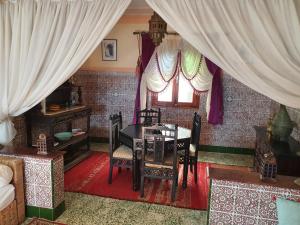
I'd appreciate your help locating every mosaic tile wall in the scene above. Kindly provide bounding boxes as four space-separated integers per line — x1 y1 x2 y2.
209 179 300 225
72 71 274 149
73 71 137 139
11 71 280 150
199 73 274 148
2 154 64 210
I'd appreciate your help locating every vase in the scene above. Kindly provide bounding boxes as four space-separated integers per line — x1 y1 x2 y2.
271 104 296 142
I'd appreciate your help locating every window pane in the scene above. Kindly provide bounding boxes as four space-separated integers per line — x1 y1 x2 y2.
178 73 194 103
158 82 173 102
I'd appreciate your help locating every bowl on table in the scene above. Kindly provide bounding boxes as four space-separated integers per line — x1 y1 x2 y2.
54 132 72 141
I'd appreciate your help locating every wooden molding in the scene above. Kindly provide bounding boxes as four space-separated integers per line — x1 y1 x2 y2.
79 67 136 73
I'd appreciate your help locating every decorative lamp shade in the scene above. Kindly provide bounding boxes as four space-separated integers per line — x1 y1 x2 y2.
148 12 167 46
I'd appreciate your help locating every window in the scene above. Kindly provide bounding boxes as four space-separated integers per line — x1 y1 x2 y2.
152 73 199 108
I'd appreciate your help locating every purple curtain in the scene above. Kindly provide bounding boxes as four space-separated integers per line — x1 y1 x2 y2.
132 33 155 124
205 57 223 125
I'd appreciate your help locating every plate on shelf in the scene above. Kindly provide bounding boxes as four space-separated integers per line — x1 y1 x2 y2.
72 131 86 137
72 128 82 133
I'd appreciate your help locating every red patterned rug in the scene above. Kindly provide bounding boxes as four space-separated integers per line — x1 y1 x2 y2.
28 218 66 225
64 152 209 210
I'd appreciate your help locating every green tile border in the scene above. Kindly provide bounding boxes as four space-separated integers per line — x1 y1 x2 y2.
54 201 65 219
26 201 65 221
199 145 254 155
91 136 255 155
40 207 54 221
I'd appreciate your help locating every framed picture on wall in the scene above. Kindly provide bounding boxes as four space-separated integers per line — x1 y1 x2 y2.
101 39 117 61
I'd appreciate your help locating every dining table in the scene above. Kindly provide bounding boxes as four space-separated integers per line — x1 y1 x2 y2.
119 123 191 191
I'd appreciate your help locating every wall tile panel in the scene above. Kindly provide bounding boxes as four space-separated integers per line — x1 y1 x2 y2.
71 71 277 149
12 71 281 150
209 179 300 225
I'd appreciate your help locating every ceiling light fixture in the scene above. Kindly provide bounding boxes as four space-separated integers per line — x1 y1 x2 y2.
148 12 167 46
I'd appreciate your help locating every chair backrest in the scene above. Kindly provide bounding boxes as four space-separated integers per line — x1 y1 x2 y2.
109 112 122 155
141 124 178 169
190 112 201 148
136 108 161 125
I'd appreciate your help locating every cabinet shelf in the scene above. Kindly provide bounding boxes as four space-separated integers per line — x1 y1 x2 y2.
54 133 88 151
26 106 91 170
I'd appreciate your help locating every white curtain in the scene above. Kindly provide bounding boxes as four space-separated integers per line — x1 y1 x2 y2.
146 0 300 109
0 0 131 145
140 37 212 110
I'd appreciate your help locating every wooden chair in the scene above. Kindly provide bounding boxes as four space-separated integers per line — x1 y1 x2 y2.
189 112 201 183
138 124 178 201
108 112 133 185
136 108 161 125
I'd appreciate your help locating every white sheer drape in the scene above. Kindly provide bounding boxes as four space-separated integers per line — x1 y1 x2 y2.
146 0 300 109
0 0 131 145
140 37 212 110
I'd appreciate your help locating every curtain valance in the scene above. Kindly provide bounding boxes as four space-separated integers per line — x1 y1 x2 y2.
146 0 300 109
141 37 213 99
140 37 224 124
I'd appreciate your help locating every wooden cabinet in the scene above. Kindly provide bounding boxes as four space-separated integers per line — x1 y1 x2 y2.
254 126 300 177
25 106 91 170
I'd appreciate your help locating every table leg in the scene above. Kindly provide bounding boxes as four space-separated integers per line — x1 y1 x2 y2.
182 148 189 189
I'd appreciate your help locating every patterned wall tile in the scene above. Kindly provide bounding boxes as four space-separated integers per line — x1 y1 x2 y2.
73 71 137 139
53 155 65 208
71 71 277 150
12 70 279 150
7 155 55 209
209 179 300 225
235 188 259 216
35 185 52 208
25 184 35 206
232 215 256 225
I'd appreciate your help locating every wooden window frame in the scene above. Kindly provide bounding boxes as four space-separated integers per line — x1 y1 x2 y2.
152 75 200 109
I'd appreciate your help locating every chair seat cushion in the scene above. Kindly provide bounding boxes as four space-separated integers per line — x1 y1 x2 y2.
189 144 196 157
145 162 173 169
113 145 133 160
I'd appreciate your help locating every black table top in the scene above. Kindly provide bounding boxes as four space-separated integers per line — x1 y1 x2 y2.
120 124 191 141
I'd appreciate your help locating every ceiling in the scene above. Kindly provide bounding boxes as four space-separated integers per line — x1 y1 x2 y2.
125 0 152 15
128 0 150 9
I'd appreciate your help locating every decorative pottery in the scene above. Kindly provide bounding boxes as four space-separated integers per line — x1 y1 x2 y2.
271 104 296 142
54 132 72 141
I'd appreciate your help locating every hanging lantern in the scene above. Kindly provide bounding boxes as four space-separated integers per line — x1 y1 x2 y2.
148 12 167 46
